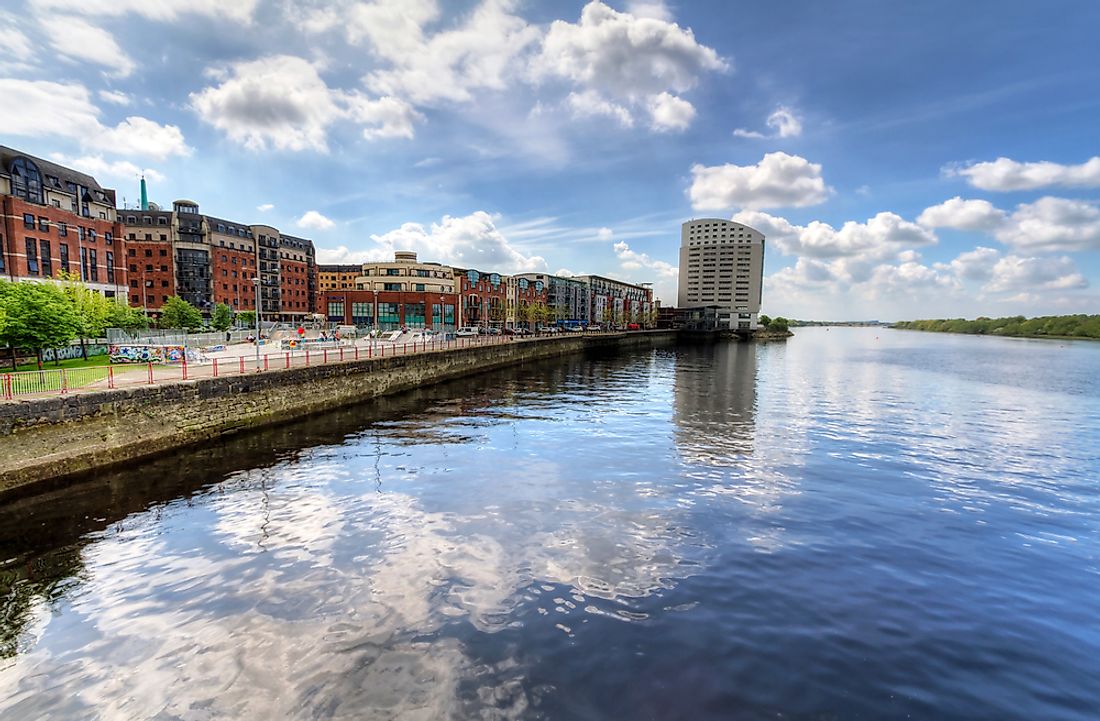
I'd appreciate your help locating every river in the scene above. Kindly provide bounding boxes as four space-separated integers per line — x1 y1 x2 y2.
1 327 1098 720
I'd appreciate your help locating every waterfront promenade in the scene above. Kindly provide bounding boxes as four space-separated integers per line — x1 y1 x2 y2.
1 332 580 402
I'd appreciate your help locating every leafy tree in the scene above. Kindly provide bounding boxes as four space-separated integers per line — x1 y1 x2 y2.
159 296 203 330
237 310 257 328
211 303 234 331
106 302 150 333
59 273 113 359
770 316 790 332
759 314 772 328
0 280 80 369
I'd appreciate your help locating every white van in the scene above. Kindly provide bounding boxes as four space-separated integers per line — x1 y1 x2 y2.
456 327 480 337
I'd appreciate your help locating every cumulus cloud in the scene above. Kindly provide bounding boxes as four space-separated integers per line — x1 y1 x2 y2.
50 154 165 185
949 156 1100 191
191 55 421 151
940 246 1001 281
733 106 802 139
984 255 1089 293
297 210 335 230
917 196 1007 231
566 89 633 127
370 211 547 273
994 196 1100 253
612 240 677 277
37 16 135 76
0 25 35 64
647 92 695 132
257 203 274 212
690 152 831 211
98 89 130 105
0 79 189 159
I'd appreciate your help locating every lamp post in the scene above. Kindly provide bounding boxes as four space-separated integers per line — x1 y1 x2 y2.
253 276 262 365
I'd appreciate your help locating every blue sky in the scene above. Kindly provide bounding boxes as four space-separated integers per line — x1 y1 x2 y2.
2 0 1098 319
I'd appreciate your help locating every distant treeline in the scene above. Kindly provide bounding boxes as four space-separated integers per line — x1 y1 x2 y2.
893 315 1100 339
789 320 887 327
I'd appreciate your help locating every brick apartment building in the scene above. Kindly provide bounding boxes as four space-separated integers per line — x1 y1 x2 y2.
1 146 127 296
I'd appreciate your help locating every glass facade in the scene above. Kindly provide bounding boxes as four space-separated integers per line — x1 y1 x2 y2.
327 300 345 321
404 302 425 327
378 302 400 329
351 302 373 326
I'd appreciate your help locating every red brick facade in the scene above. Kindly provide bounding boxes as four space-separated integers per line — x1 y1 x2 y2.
211 246 258 311
456 268 508 328
125 239 174 310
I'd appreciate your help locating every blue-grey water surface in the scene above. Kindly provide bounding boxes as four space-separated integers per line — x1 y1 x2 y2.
1 327 1099 720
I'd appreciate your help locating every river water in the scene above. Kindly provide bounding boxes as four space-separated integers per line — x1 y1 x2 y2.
1 328 1098 720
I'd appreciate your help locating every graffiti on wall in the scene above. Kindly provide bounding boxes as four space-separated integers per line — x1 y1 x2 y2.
109 345 202 364
42 344 108 362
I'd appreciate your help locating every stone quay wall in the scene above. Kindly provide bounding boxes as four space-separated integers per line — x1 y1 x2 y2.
0 332 674 494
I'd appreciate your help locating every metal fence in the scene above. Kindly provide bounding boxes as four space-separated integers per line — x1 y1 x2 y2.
3 333 525 401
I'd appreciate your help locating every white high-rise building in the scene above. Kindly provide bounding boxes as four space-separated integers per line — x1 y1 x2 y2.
677 218 765 330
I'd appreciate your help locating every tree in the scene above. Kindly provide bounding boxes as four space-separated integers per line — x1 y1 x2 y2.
159 296 203 330
770 316 789 332
211 303 234 331
237 310 256 328
0 280 80 369
759 314 772 329
59 273 112 359
106 302 149 334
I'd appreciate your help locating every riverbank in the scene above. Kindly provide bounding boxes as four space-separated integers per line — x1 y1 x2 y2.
0 331 674 496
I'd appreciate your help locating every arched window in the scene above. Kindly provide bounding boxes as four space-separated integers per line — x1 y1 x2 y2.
10 157 43 204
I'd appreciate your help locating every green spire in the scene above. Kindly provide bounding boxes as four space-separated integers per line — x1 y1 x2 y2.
140 175 148 211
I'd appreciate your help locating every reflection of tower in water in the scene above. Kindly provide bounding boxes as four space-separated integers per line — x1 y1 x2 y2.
672 342 758 465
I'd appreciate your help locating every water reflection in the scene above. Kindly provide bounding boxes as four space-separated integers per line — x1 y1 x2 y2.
1 333 1099 720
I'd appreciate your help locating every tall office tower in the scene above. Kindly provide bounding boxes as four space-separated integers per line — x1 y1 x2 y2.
678 218 765 330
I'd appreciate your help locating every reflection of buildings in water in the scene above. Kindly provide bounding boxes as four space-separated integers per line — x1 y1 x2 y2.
672 342 758 465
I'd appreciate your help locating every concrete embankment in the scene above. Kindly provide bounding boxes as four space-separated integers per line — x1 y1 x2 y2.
0 332 674 495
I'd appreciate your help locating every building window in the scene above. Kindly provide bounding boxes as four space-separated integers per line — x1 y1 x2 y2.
351 302 372 325
11 158 44 204
40 239 52 277
38 217 49 232
58 222 67 237
59 243 70 274
23 214 35 229
88 229 96 243
386 268 400 276
105 232 113 246
377 302 400 328
78 226 85 241
383 283 402 291
106 251 114 284
80 247 89 281
415 283 425 291
25 238 39 275
89 249 98 282
327 300 345 321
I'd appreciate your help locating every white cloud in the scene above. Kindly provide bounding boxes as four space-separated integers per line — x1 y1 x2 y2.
994 196 1100 253
297 211 335 230
370 211 547 273
98 89 130 105
555 267 576 277
35 0 257 23
984 255 1089 293
950 156 1100 191
566 90 633 127
192 55 423 151
732 209 937 262
360 0 542 105
50 153 165 186
734 106 802 139
37 16 135 76
612 240 677 277
533 2 727 99
624 1 673 21
0 79 188 160
917 196 1007 231
690 152 831 211
100 116 190 159
941 246 1001 281
257 203 274 212
647 92 695 132
0 25 34 63
345 95 424 140
596 227 614 241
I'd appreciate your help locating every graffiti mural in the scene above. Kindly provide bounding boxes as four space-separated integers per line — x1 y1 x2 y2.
108 345 202 364
43 344 108 362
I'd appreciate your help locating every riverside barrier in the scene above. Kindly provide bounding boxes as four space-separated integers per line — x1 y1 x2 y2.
0 331 675 494
2 333 526 401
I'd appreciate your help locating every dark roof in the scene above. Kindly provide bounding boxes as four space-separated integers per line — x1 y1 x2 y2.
318 264 362 273
0 145 114 202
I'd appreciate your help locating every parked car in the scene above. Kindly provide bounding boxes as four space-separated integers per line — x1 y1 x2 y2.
627 323 641 331
486 327 502 335
566 325 584 332
456 327 480 337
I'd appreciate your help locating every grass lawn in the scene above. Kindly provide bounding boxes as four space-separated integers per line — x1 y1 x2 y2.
11 354 113 372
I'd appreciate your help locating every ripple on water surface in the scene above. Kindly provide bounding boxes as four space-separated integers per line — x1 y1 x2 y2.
1 329 1099 720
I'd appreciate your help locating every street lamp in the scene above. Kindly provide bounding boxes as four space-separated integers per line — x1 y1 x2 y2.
253 276 262 365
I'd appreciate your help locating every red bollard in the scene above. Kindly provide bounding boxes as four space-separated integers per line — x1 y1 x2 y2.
148 362 154 384
339 348 344 361
108 366 115 389
264 355 270 371
285 352 290 369
213 358 219 377
306 350 310 367
60 369 67 395
355 346 359 360
239 357 245 374
324 349 328 364
182 359 188 381
403 343 407 354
